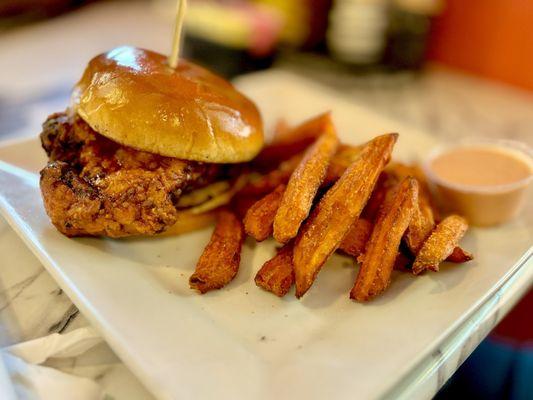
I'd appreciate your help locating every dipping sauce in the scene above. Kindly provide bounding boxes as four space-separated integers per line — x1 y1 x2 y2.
425 141 533 226
431 146 532 187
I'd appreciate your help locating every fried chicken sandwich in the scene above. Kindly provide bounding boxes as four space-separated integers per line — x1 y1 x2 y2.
40 46 263 237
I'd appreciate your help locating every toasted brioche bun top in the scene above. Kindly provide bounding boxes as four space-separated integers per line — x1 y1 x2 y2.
71 46 264 163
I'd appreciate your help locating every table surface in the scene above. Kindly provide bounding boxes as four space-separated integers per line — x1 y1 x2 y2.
0 2 532 399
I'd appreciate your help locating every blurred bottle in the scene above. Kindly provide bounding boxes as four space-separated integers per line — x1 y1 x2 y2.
254 0 308 47
176 0 283 77
255 0 333 50
326 0 389 65
383 0 443 69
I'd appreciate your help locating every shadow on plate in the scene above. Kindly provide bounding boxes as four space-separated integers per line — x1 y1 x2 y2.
300 254 358 309
427 234 478 294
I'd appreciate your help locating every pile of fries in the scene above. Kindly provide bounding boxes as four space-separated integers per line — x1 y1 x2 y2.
189 113 473 301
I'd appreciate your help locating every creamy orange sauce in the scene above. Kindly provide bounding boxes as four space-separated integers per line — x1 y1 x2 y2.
431 146 532 187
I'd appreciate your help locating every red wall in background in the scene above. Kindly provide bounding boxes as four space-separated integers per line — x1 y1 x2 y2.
427 0 533 92
492 290 532 344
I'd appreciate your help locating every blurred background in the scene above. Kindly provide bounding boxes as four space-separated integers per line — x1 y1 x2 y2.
1 0 533 143
0 1 531 399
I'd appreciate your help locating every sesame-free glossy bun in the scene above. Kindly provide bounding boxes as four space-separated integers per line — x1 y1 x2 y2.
72 46 264 163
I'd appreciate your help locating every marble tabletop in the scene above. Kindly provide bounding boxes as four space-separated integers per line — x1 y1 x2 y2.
0 2 532 399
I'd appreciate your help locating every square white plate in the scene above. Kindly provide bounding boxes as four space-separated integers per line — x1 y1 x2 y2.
0 71 531 400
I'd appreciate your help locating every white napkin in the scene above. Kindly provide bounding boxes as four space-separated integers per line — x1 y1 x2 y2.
1 327 104 400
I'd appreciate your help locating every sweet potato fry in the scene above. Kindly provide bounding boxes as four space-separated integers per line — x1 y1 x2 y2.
245 142 359 201
350 178 418 302
399 176 470 263
255 243 294 297
361 171 398 221
239 153 302 197
446 246 474 263
386 162 428 195
387 162 440 220
394 251 413 272
231 195 260 220
271 118 290 142
387 163 437 253
338 218 373 258
255 113 332 166
404 196 435 254
292 133 398 298
331 144 363 167
412 215 468 275
189 209 244 293
244 184 286 241
386 163 470 262
273 122 339 243
324 144 363 184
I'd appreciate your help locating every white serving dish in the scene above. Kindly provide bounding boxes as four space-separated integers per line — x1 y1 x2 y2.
0 71 531 400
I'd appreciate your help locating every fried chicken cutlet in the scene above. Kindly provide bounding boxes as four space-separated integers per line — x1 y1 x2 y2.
40 112 221 237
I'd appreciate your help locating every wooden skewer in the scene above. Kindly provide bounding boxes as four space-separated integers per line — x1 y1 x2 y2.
168 0 188 69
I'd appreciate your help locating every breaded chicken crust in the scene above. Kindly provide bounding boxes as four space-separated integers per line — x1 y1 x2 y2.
40 112 221 237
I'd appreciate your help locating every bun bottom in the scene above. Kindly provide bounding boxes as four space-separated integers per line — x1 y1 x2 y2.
158 210 217 237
